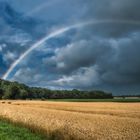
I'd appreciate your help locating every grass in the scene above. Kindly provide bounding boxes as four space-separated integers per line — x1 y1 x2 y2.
0 119 45 140
0 116 76 140
47 98 140 102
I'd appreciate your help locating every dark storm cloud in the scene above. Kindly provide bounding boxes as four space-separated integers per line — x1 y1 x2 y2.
43 38 110 74
98 35 140 85
89 0 140 20
43 31 140 86
85 0 140 38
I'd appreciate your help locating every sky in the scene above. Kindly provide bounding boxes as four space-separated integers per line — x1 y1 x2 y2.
0 0 140 95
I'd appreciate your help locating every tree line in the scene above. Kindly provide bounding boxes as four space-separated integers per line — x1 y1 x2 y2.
0 79 113 100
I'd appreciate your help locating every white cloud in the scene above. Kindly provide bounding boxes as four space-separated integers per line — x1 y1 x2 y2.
0 46 2 52
51 66 101 88
1 32 31 46
3 51 17 63
0 43 7 52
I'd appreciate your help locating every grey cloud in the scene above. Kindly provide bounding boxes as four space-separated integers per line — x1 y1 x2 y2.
99 33 140 85
13 67 44 86
43 38 111 74
42 29 140 88
89 0 140 20
84 0 140 38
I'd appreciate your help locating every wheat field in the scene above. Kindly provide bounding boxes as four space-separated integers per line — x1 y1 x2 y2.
0 101 140 140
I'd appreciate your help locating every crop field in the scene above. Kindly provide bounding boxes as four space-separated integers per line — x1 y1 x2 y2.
0 101 140 140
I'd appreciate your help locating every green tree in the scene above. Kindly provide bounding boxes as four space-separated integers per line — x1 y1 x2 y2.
20 89 28 99
0 88 4 99
5 84 20 99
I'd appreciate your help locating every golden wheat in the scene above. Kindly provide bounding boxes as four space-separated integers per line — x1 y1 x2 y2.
0 101 140 140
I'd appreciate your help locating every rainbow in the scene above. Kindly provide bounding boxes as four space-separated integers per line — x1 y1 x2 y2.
2 19 140 80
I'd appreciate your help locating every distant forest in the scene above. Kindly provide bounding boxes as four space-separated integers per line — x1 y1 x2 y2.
0 79 113 100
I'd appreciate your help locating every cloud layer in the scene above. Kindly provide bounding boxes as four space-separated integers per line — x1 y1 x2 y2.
0 0 140 94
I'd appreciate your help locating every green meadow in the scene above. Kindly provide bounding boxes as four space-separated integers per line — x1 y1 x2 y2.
0 120 45 140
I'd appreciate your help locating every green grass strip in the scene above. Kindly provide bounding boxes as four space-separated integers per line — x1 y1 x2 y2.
47 98 140 102
0 119 45 140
